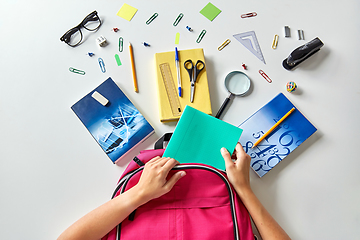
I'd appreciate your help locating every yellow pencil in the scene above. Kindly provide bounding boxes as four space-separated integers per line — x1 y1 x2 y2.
129 42 138 92
252 107 296 148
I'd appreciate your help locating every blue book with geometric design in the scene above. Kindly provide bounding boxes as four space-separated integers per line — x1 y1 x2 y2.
238 93 317 177
71 77 154 164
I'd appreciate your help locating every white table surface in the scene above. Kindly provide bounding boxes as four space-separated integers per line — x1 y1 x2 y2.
1 0 359 239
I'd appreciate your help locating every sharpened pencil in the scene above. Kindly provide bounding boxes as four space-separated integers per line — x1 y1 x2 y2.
252 107 296 148
129 42 138 92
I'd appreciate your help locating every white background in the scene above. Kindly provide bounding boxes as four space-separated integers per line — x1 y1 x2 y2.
0 0 359 239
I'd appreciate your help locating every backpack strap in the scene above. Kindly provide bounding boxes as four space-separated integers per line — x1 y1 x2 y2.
154 132 173 149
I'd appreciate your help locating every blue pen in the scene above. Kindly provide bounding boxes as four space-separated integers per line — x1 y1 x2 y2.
175 47 182 97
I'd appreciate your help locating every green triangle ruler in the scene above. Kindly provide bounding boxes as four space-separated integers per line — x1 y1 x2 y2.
233 31 266 64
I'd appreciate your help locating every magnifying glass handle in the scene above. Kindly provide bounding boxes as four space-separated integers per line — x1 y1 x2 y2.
215 93 232 119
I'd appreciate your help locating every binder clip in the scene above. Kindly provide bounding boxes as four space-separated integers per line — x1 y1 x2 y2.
282 37 324 70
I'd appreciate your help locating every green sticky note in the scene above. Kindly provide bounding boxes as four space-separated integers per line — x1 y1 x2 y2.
117 3 138 21
200 2 222 21
163 106 243 170
115 54 122 66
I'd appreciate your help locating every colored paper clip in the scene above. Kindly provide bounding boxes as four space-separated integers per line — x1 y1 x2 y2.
98 58 106 73
218 39 231 51
69 67 85 75
173 13 184 26
241 12 257 18
119 37 123 52
146 13 158 25
272 35 279 49
196 30 206 43
259 70 272 83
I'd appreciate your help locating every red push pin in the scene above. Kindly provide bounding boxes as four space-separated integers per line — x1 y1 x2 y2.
112 28 119 32
242 63 247 70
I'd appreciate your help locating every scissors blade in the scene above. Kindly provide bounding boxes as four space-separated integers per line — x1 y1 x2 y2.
190 83 195 102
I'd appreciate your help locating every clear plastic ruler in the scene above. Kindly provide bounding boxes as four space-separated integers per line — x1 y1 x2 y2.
233 31 266 64
159 63 182 117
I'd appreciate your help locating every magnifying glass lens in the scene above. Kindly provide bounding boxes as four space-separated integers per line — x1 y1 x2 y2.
225 72 251 95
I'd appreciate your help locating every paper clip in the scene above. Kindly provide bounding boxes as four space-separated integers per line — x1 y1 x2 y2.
241 12 257 18
272 35 279 49
69 67 85 75
98 58 106 73
196 30 206 43
173 13 183 26
146 13 158 25
119 37 123 52
259 70 272 83
218 39 231 51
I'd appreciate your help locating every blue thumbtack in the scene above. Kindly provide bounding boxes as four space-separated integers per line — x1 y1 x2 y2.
142 42 150 47
186 26 193 32
87 52 95 57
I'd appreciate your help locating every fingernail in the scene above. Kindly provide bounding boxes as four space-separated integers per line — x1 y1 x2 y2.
180 171 186 177
220 147 227 153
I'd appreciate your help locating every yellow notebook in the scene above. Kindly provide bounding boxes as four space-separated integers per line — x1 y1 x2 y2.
154 48 212 122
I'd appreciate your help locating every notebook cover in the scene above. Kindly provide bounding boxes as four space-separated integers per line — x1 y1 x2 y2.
71 77 154 164
154 48 212 122
238 93 317 177
163 106 243 170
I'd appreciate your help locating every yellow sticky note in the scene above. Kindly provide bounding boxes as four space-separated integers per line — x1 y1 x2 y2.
117 3 138 21
175 33 180 44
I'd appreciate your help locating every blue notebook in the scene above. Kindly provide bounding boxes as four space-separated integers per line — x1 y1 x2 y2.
238 93 317 177
71 78 154 164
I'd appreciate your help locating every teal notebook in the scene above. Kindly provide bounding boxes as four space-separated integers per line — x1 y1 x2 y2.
163 106 243 170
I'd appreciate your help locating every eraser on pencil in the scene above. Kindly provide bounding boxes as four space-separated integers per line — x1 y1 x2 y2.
91 91 109 106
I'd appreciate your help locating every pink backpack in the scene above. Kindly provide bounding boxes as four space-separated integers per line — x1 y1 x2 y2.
102 148 255 240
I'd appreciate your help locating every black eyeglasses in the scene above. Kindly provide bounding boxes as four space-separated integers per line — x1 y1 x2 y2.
60 11 102 47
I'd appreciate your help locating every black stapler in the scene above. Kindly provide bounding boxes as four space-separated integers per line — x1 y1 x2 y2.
283 37 324 70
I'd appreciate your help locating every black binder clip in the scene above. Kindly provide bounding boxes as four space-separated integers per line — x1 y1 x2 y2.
282 37 324 70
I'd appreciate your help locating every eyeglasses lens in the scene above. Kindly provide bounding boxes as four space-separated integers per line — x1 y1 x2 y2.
82 13 101 31
65 28 82 47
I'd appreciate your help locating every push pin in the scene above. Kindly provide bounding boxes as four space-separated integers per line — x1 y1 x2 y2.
112 28 119 32
142 42 150 47
242 63 247 70
87 52 95 57
186 26 193 32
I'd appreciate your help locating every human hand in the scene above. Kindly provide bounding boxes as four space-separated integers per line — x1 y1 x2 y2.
221 143 252 197
134 157 186 205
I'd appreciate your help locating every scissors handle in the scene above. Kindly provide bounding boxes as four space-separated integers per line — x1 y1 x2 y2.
193 60 205 83
184 60 194 82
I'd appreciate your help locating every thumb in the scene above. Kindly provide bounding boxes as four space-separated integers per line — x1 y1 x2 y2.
164 171 186 190
221 147 233 169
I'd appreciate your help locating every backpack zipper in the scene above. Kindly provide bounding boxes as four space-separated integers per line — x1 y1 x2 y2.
113 165 240 240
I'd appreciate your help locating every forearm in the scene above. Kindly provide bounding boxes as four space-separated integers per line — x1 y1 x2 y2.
236 188 291 240
57 187 144 240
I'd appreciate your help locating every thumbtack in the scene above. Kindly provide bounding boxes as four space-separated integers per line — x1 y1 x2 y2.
242 63 247 70
142 42 150 47
112 28 119 32
186 26 193 32
87 52 95 57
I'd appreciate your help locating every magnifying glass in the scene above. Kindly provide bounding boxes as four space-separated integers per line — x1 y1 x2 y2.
215 71 251 119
